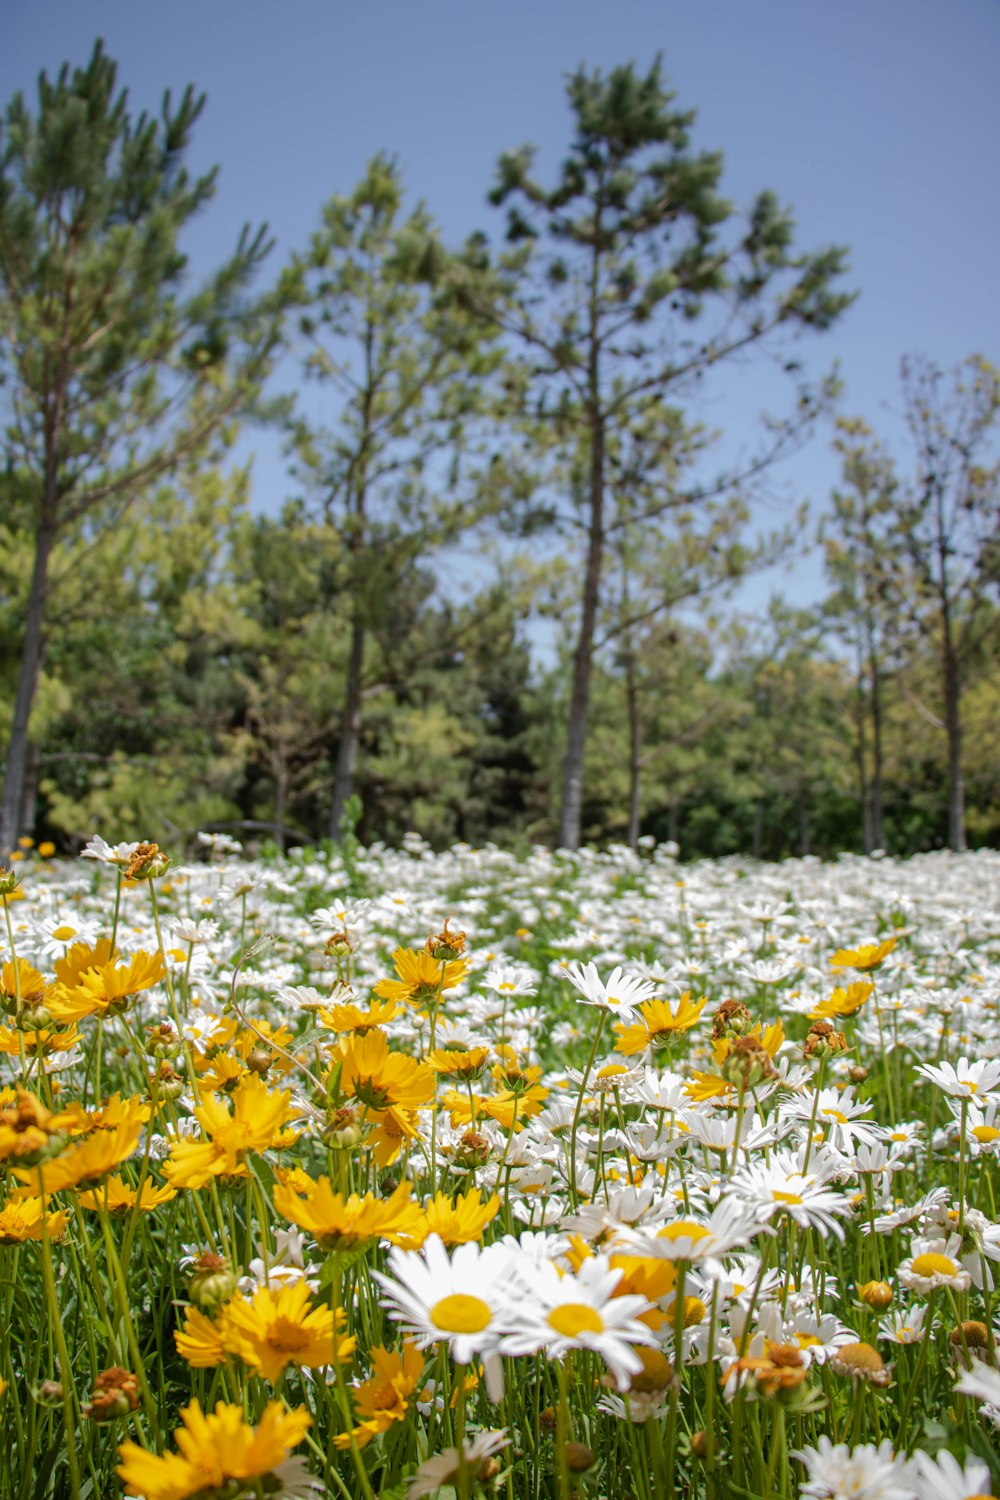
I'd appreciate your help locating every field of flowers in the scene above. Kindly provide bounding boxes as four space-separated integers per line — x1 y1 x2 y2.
1 831 999 1500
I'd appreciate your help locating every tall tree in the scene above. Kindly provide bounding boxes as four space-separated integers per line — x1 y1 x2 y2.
290 155 502 840
820 418 900 852
896 355 1000 851
0 42 288 852
481 57 852 848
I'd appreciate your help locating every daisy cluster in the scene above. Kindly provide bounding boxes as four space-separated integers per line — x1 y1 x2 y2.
0 833 998 1500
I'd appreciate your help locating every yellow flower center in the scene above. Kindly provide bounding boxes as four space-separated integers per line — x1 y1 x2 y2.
52 926 77 941
657 1221 711 1244
269 1319 311 1353
911 1252 958 1278
597 1064 628 1079
795 1333 821 1349
772 1190 804 1205
430 1294 493 1334
973 1126 1000 1143
547 1303 605 1337
961 1080 979 1093
821 1108 848 1125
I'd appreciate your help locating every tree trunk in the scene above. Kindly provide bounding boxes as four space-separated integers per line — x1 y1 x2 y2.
667 800 680 847
868 636 885 851
20 742 40 841
558 420 605 851
943 641 966 852
624 641 641 849
1 524 56 856
855 667 874 854
329 610 366 841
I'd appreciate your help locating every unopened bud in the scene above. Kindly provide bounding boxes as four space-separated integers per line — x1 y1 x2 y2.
563 1442 595 1472
187 1252 237 1312
857 1280 893 1311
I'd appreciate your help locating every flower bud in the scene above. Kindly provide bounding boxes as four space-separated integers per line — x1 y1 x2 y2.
563 1442 595 1472
857 1280 893 1311
187 1252 237 1312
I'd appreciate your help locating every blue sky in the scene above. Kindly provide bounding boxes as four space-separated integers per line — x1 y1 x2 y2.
4 0 999 617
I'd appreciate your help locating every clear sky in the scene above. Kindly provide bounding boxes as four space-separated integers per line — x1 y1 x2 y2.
4 0 999 614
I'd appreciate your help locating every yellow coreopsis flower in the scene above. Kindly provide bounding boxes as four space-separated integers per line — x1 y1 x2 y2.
425 1044 491 1080
48 947 166 1022
318 996 400 1033
0 957 49 1011
174 1305 230 1369
333 1340 425 1450
77 1173 177 1214
613 993 707 1055
367 1105 423 1167
809 981 874 1020
222 1280 354 1383
417 1187 501 1247
117 1400 312 1500
194 1073 295 1166
0 1024 80 1057
830 938 897 972
0 1194 70 1244
337 1029 435 1112
21 1116 143 1194
373 946 468 1006
273 1174 425 1254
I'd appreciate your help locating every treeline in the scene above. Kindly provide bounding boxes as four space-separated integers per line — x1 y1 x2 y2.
1 46 998 858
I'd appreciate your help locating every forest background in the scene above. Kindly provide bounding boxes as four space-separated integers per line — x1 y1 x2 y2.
1 2 998 862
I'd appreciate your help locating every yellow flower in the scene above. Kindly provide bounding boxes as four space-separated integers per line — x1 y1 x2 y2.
117 1400 312 1500
367 1106 423 1167
194 1073 295 1167
222 1281 354 1383
373 947 468 1006
0 1194 70 1244
22 1116 143 1194
418 1188 501 1247
613 994 706 1055
337 1030 435 1112
77 1173 177 1214
333 1340 425 1450
425 1044 491 1080
809 981 874 1020
830 938 896 972
174 1306 231 1369
273 1174 425 1254
0 957 49 1010
48 947 166 1022
319 997 400 1033
0 1024 80 1057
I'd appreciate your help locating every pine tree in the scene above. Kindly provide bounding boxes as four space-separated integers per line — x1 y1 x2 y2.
481 57 852 849
0 42 289 852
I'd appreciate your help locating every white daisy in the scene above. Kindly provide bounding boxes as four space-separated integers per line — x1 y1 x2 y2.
563 961 656 1021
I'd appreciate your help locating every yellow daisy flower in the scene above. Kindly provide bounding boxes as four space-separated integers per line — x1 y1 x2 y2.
333 1340 425 1450
418 1187 501 1247
48 947 166 1022
336 1030 435 1112
373 947 468 1006
222 1280 354 1383
829 938 896 972
809 981 874 1020
0 1194 70 1244
117 1400 312 1500
273 1174 425 1254
613 993 707 1055
77 1173 177 1214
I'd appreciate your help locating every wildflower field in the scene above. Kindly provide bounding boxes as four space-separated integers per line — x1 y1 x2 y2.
1 832 999 1500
